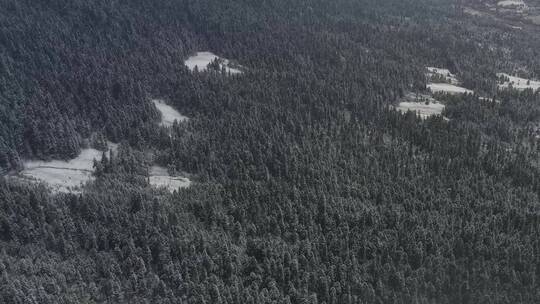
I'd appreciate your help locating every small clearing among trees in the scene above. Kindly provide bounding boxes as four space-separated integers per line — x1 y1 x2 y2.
184 51 243 74
152 99 189 127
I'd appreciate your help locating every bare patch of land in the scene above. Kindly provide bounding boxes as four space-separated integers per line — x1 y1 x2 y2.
464 7 485 17
148 166 191 193
497 0 528 10
463 0 540 29
426 67 460 85
152 99 188 127
185 52 243 74
428 83 474 94
15 145 193 194
396 102 445 119
497 73 540 90
16 146 115 193
526 14 540 25
426 67 474 95
394 93 445 119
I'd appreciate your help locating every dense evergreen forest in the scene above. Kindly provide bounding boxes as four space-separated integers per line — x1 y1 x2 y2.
1 0 540 303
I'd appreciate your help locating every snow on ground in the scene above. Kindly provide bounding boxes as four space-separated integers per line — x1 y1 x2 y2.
23 149 104 172
497 0 527 9
426 67 473 94
464 8 484 16
428 83 474 94
20 168 91 193
394 93 445 119
497 73 540 91
185 52 242 74
108 142 119 153
148 166 191 193
152 99 188 127
526 15 540 25
426 67 459 85
397 67 489 118
479 96 500 103
16 144 193 194
396 102 445 119
19 147 111 193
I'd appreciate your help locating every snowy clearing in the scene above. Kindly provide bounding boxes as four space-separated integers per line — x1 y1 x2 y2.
464 8 484 16
426 67 473 94
394 93 445 119
16 145 193 194
20 168 92 193
426 67 459 85
149 166 191 193
497 73 540 91
497 0 527 9
526 15 540 25
428 83 474 94
185 52 242 74
396 102 445 119
152 99 188 127
18 147 113 193
479 96 500 103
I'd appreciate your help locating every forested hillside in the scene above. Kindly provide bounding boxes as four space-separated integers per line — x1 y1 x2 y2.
1 0 540 303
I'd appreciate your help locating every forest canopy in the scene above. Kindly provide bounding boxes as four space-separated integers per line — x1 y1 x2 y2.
1 0 540 303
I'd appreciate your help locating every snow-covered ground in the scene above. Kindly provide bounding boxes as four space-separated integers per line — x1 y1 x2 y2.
428 83 474 94
479 96 500 103
394 93 445 119
185 52 242 74
149 166 191 193
15 144 192 194
426 67 473 94
396 101 445 119
497 0 527 9
463 8 484 17
426 67 459 85
18 147 113 193
497 73 540 91
526 15 540 26
13 100 193 194
20 168 92 193
152 99 188 127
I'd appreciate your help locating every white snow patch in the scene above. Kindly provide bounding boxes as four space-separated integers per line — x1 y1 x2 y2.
426 67 459 85
152 99 188 127
428 83 474 95
149 166 191 193
18 145 115 193
23 149 103 172
108 142 119 153
185 51 242 74
15 144 192 194
497 0 527 9
425 66 475 95
396 101 445 119
478 96 499 103
464 8 484 16
497 73 540 91
395 93 445 119
20 168 92 193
